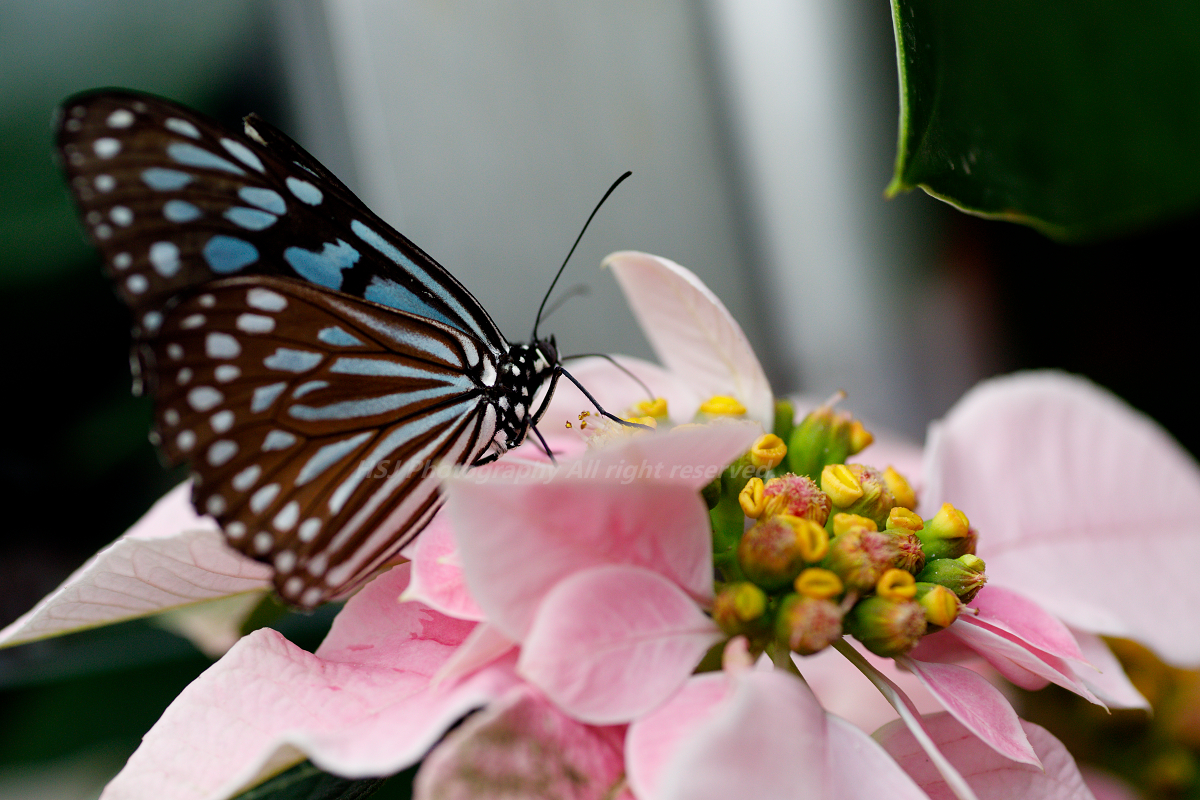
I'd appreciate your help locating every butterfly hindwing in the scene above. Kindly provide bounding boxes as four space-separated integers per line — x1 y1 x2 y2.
56 89 507 350
151 275 502 606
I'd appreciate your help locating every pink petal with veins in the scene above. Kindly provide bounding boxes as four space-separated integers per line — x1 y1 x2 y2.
878 712 1096 800
102 565 520 800
924 371 1200 667
901 658 1040 767
518 565 721 724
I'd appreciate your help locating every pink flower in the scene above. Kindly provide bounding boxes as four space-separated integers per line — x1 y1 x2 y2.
3 250 1196 800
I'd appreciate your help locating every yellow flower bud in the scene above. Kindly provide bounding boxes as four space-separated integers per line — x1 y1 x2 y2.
820 464 864 507
633 397 669 419
883 466 917 510
795 568 844 600
749 434 787 470
886 507 924 532
699 395 747 417
739 477 767 518
876 568 917 600
848 420 874 454
916 583 961 629
832 512 877 536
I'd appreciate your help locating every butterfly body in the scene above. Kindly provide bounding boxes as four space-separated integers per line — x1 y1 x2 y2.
57 89 562 606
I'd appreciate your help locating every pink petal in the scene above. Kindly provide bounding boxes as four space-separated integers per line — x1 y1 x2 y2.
102 565 521 800
605 251 774 429
948 618 1100 703
900 657 1040 767
433 622 517 686
632 669 927 800
625 672 732 800
401 511 484 622
924 371 1200 666
878 712 1096 800
650 670 828 800
1071 631 1148 710
969 586 1086 664
449 476 715 641
825 716 931 800
413 687 625 800
581 420 761 490
1 483 271 649
518 565 721 723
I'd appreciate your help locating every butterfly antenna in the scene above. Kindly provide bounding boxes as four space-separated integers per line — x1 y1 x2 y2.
532 170 632 340
562 353 655 400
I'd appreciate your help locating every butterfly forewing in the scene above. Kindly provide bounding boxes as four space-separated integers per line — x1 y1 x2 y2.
57 89 563 607
151 275 501 606
56 90 507 351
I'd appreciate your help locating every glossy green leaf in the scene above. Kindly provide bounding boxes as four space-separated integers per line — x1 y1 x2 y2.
889 0 1200 240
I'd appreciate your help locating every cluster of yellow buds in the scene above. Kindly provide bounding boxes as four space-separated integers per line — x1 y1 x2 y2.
708 398 988 660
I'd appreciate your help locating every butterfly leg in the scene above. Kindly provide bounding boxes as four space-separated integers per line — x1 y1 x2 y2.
556 367 653 430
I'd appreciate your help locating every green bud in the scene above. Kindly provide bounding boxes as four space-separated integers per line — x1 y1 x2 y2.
739 516 828 590
915 555 987 603
773 399 796 444
916 503 977 560
845 595 927 657
776 593 845 655
713 582 770 637
821 526 907 593
786 403 874 483
887 530 926 575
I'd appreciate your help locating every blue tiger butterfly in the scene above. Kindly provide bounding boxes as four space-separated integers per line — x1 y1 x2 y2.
56 89 627 608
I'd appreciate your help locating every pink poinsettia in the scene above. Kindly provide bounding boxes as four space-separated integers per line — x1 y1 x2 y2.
2 251 1195 800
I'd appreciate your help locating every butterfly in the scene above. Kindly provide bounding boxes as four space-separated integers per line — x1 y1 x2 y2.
56 89 627 608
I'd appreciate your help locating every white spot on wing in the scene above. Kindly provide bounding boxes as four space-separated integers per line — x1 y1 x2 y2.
167 343 184 360
94 174 116 192
298 518 321 542
286 176 323 205
93 138 121 158
206 332 241 359
273 502 300 532
211 409 234 432
250 483 280 514
206 495 227 516
125 274 148 294
176 367 193 385
237 313 275 334
253 532 274 554
275 550 296 572
110 206 133 226
214 364 240 383
247 288 288 312
227 521 247 539
106 109 134 128
251 383 287 413
165 117 201 139
113 252 131 270
220 138 265 173
181 313 206 329
233 464 261 492
176 430 196 451
207 440 237 466
188 386 223 412
149 241 181 277
263 429 298 451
